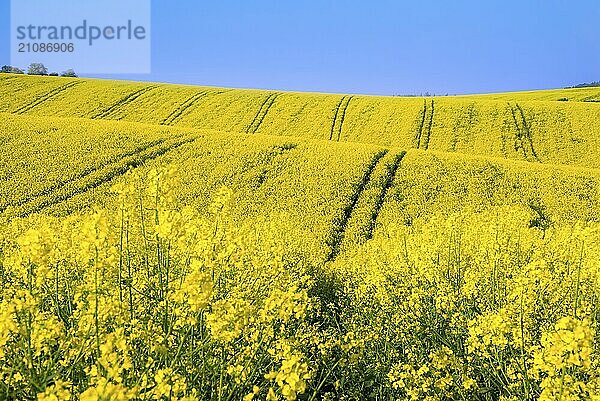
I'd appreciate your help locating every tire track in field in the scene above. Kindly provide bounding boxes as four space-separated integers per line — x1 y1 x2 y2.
335 96 353 141
414 99 427 148
246 93 280 134
196 143 297 200
233 143 298 190
13 81 81 114
326 149 388 262
161 91 209 125
515 104 540 162
0 139 167 212
225 143 297 179
508 103 529 160
161 89 230 126
329 96 347 140
0 76 26 90
8 135 196 217
91 85 158 120
508 103 540 162
422 99 435 149
364 151 406 241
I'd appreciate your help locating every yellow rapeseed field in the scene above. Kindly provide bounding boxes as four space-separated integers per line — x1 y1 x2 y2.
1 74 600 400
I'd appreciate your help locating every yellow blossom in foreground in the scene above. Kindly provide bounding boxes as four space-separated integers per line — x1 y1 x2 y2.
37 380 72 401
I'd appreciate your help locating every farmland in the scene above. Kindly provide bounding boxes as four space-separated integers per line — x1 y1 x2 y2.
1 73 600 400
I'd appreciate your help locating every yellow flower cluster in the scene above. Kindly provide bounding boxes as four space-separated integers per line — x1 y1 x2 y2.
0 166 318 401
388 346 477 401
265 341 312 401
532 317 600 400
331 203 600 400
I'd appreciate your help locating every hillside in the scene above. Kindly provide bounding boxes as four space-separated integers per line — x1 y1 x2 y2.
1 74 600 400
2 74 600 168
2 73 600 237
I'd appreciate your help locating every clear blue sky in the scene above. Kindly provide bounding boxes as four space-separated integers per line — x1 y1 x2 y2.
1 0 599 95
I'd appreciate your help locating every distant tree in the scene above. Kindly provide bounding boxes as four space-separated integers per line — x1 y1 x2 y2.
27 63 48 75
49 72 59 76
1 65 24 74
566 81 600 89
60 69 78 78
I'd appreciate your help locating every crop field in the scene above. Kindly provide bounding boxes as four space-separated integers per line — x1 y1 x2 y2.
1 73 600 400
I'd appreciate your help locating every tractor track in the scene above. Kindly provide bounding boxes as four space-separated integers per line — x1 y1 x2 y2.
8 135 196 217
326 149 388 262
515 104 540 162
0 139 168 212
334 96 353 141
91 85 158 120
329 96 348 140
161 91 208 125
13 81 81 114
422 99 434 149
508 103 528 160
0 75 19 84
414 99 428 148
161 90 229 126
364 151 406 241
246 93 280 134
509 103 540 162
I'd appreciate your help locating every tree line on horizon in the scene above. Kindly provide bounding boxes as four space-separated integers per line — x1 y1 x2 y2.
566 81 600 88
0 63 77 77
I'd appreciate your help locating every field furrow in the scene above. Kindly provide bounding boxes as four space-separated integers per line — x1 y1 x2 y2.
414 99 427 148
0 113 200 212
161 91 210 125
422 99 434 149
364 151 406 240
246 93 280 134
13 81 81 114
329 96 348 140
336 150 406 253
92 85 158 119
509 102 530 160
218 142 298 191
326 149 389 261
0 138 167 212
515 103 540 162
5 135 196 218
0 75 19 84
335 96 353 141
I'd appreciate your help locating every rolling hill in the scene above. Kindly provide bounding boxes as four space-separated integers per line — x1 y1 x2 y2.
1 73 600 400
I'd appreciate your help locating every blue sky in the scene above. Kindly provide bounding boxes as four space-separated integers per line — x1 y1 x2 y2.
1 0 599 95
